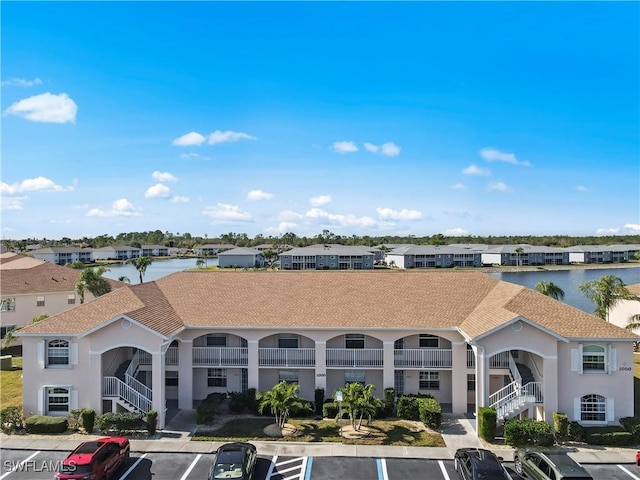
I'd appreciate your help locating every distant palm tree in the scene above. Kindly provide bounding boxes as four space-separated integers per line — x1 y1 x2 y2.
535 280 565 301
627 313 640 352
195 259 205 269
514 247 524 267
77 266 112 303
579 274 638 321
130 256 153 283
118 276 130 283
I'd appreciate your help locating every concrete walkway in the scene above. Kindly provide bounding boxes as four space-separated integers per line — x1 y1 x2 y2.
1 413 637 465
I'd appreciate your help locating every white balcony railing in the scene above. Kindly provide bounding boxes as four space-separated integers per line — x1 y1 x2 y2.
192 347 248 366
466 350 511 369
326 348 383 367
259 348 315 367
166 347 178 365
103 376 152 413
394 348 452 368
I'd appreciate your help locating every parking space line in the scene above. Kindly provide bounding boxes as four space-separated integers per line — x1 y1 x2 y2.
266 455 278 479
617 465 640 480
438 460 451 480
119 453 147 480
180 454 202 480
376 458 388 480
303 456 313 480
0 451 40 480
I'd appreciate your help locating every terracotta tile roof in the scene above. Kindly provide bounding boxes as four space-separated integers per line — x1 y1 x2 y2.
1 254 125 295
626 283 640 296
16 270 639 340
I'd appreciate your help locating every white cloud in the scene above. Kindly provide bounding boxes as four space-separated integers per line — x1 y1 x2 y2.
4 92 77 123
622 223 640 233
305 208 377 228
444 227 469 236
208 130 256 145
376 207 422 221
487 182 514 193
180 152 208 160
171 195 190 203
145 183 171 199
462 164 490 176
0 196 26 210
247 189 274 201
310 195 332 207
266 221 299 234
276 210 304 221
202 203 252 222
86 198 141 217
595 228 619 235
1 176 72 195
1 77 43 87
451 183 467 190
332 141 358 153
173 131 206 146
575 185 588 192
380 142 401 157
152 171 178 182
479 147 530 166
363 142 379 153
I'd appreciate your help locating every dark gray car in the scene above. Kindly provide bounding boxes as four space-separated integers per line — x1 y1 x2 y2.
514 447 593 480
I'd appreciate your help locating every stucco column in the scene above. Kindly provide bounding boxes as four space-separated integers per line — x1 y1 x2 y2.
247 340 259 390
315 341 327 391
473 345 489 408
383 341 395 390
178 340 193 409
451 342 468 414
542 356 558 426
89 351 102 413
152 351 166 429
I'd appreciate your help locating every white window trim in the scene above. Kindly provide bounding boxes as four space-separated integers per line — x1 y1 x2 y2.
43 385 75 416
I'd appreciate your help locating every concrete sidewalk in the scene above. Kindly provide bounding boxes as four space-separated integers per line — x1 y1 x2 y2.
1 413 637 465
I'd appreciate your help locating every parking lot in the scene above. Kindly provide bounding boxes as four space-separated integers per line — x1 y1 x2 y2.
1 449 639 480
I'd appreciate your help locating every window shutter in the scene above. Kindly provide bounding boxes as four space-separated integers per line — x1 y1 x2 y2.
608 347 616 374
606 397 615 422
70 343 78 365
37 340 45 368
578 344 583 374
70 389 78 410
38 387 44 414
570 349 579 372
573 397 581 422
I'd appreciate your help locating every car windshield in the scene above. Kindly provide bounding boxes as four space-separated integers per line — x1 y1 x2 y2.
212 451 244 479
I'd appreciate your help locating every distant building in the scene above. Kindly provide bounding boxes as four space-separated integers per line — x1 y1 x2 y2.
93 246 141 261
194 244 236 256
31 246 94 266
218 247 265 268
279 245 375 270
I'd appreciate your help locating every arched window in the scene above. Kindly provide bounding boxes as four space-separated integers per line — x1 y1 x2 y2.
47 339 69 366
46 386 70 415
582 345 606 372
581 394 606 422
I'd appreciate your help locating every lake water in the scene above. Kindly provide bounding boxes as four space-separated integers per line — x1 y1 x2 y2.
103 259 639 315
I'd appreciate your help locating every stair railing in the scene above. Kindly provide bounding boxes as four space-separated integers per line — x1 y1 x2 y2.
123 350 153 402
508 353 523 388
102 376 152 413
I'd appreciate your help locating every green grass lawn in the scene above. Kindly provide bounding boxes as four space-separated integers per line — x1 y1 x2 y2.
192 417 446 446
0 356 23 410
635 352 640 416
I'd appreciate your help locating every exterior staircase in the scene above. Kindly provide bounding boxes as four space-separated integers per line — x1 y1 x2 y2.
489 354 543 422
516 363 535 385
103 351 152 413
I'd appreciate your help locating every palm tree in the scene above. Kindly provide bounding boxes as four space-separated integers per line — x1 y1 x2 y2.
76 266 112 304
195 259 205 269
337 382 384 431
118 276 130 283
257 381 306 429
3 313 49 349
535 280 565 301
579 274 638 321
130 256 153 283
627 313 640 352
514 247 524 267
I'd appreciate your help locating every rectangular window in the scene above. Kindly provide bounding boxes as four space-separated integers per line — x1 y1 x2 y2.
345 334 365 349
0 298 16 312
165 371 179 387
345 370 365 385
582 345 606 372
0 325 16 340
278 334 299 349
467 374 476 391
207 368 227 387
419 335 439 348
47 340 70 366
206 335 227 347
419 371 440 390
67 294 76 305
36 296 45 307
46 387 70 414
278 370 299 384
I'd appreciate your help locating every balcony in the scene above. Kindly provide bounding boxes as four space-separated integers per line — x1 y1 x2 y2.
466 351 511 369
259 348 315 367
326 348 383 367
192 347 248 366
394 348 452 368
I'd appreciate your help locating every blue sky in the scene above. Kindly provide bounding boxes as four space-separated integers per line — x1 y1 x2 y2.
2 1 639 240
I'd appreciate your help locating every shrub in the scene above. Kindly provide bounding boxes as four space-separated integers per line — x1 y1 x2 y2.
96 412 144 432
383 388 395 418
477 407 497 442
586 428 635 446
0 405 24 433
504 419 554 447
25 415 68 434
228 390 258 415
418 397 442 429
314 389 325 416
288 399 314 418
68 408 84 431
81 409 96 433
322 401 339 419
620 416 640 439
567 421 585 442
145 410 158 436
552 411 568 440
396 396 420 421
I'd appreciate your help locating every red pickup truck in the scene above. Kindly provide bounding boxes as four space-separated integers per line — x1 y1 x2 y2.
54 436 130 480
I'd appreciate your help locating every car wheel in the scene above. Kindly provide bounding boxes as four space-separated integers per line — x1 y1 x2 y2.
514 457 524 475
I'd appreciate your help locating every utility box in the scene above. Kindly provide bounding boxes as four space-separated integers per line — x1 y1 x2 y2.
0 355 12 371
